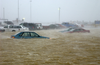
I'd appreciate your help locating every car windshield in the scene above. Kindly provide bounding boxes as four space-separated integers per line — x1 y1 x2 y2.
4 26 8 28
69 29 75 31
63 28 73 31
14 32 20 35
67 28 73 31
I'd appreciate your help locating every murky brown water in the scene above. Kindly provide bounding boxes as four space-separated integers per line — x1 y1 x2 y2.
0 28 100 65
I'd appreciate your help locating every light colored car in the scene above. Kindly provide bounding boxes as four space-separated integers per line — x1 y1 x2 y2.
4 25 29 32
0 26 5 32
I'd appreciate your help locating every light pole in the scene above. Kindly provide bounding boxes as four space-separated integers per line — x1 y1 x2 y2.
3 8 5 19
58 7 60 23
18 0 19 23
30 0 32 22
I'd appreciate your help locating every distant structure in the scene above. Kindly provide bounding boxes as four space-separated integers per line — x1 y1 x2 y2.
94 20 100 27
0 19 8 26
62 22 78 27
0 19 8 21
95 20 100 24
12 18 24 25
0 20 14 26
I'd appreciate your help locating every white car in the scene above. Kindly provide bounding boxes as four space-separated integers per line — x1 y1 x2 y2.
4 25 29 32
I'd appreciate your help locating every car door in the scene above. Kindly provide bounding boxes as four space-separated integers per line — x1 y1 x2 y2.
80 29 84 32
79 29 86 33
77 29 82 33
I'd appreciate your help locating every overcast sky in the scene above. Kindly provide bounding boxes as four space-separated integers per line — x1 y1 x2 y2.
0 0 100 23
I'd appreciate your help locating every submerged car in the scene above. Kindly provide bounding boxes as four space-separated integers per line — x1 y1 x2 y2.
60 27 74 32
11 31 50 39
60 27 81 32
66 28 90 33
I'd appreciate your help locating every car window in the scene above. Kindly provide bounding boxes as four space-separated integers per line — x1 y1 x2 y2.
21 26 26 28
22 32 30 36
16 26 21 28
67 28 73 31
11 26 21 28
29 24 35 27
79 29 84 31
4 26 8 28
69 29 75 31
73 29 80 32
20 23 23 25
30 32 39 37
23 23 27 27
13 26 17 28
73 29 77 32
15 32 22 36
9 26 13 28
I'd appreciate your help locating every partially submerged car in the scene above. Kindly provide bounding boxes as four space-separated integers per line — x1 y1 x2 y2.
11 31 50 39
66 28 90 33
60 27 74 32
60 27 90 33
60 27 81 32
49 24 66 29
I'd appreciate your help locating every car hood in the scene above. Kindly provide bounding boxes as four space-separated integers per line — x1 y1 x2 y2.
11 35 15 36
11 35 17 37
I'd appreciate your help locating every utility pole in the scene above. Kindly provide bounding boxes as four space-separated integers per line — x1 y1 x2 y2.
30 0 32 22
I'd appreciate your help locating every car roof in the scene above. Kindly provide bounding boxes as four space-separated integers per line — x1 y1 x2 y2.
69 27 83 29
5 25 21 26
20 31 36 33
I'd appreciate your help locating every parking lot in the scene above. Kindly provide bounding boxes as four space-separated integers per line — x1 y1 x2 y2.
0 27 100 65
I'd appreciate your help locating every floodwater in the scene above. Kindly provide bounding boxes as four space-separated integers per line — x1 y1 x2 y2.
0 27 100 65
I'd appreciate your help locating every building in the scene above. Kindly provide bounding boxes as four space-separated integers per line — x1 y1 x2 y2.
94 20 100 27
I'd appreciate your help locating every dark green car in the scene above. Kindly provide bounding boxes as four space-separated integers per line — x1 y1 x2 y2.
11 31 50 39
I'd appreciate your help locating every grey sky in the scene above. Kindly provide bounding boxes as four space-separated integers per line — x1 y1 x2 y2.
0 0 100 23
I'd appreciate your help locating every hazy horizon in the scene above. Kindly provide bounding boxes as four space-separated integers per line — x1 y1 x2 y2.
0 0 100 24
